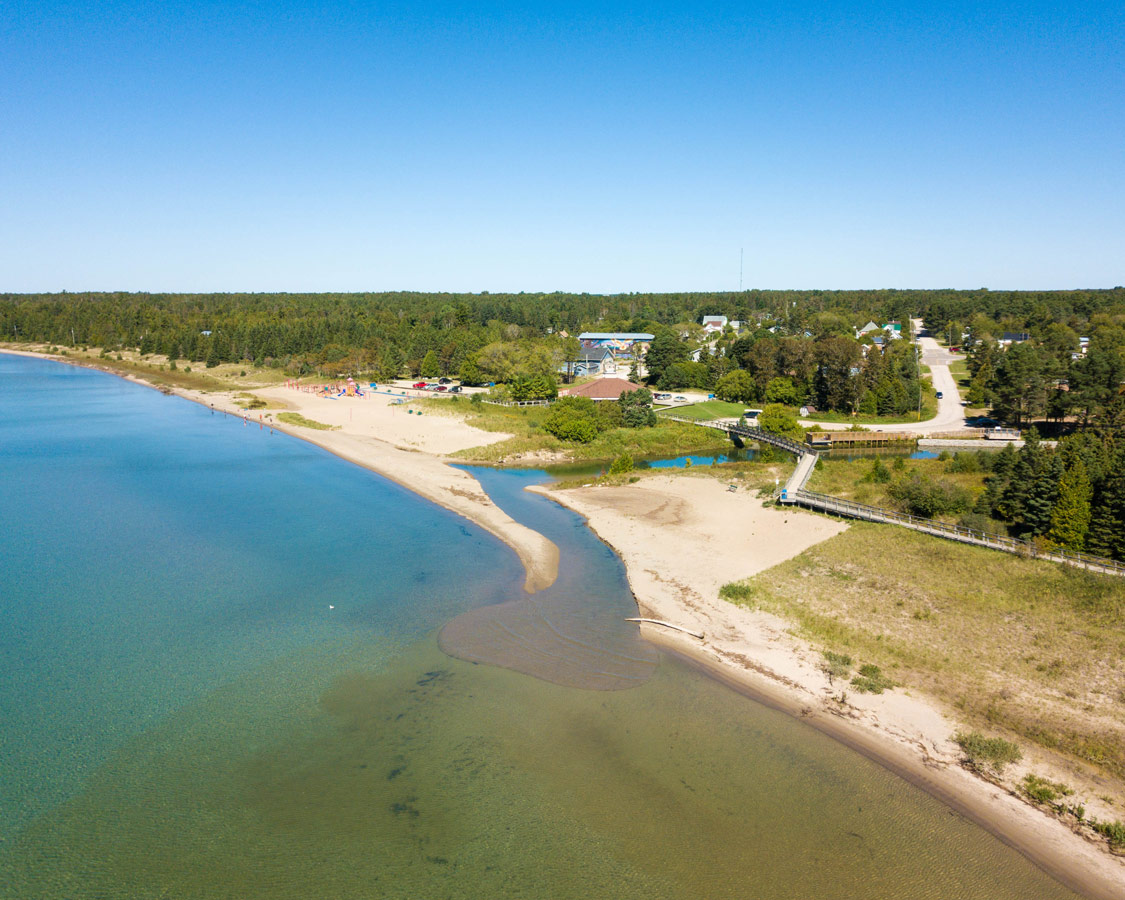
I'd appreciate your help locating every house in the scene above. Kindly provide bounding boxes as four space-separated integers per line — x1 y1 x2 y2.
882 323 902 340
856 321 880 337
999 332 1031 346
563 348 617 378
702 316 728 334
560 377 645 401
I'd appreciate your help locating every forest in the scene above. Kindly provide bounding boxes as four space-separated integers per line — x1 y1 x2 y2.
3 287 1124 422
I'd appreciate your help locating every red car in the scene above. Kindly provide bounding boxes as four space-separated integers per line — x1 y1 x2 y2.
434 385 448 392
412 382 428 389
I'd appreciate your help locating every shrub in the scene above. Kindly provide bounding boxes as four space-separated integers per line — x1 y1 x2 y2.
719 582 756 604
608 453 634 475
757 404 805 442
862 459 892 484
948 451 981 473
953 731 1022 773
1020 773 1073 806
543 397 600 443
888 473 973 518
821 651 853 680
1091 819 1125 847
957 512 1005 535
851 664 894 694
470 392 483 405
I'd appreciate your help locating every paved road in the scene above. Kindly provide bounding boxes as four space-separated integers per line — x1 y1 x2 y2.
799 325 969 435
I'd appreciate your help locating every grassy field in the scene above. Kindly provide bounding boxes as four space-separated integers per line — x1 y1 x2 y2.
410 397 733 463
722 522 1125 786
805 455 989 513
659 399 746 421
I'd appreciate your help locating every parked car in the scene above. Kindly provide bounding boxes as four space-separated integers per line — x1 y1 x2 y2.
412 381 428 389
654 392 671 400
449 385 462 393
674 396 688 403
438 377 452 384
434 385 448 392
936 391 943 399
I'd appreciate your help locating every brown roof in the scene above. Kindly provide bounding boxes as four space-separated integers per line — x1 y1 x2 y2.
560 377 644 401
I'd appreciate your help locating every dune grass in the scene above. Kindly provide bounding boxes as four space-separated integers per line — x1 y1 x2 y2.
429 399 733 463
805 455 989 512
720 521 1125 784
276 412 333 430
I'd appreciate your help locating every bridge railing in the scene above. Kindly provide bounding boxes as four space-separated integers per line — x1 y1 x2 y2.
793 490 1125 576
658 414 812 458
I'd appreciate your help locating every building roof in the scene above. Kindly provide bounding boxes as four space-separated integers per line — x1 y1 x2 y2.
578 333 654 341
1000 332 1031 342
560 377 645 400
572 348 613 363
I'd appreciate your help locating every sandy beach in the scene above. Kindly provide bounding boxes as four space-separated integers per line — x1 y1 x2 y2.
0 349 558 593
5 346 1123 897
535 475 1125 900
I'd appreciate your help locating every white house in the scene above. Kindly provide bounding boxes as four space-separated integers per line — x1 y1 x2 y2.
702 315 728 334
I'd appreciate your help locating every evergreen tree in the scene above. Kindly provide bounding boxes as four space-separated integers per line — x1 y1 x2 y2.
1047 458 1093 550
1024 454 1063 537
1088 452 1125 559
420 350 439 378
996 436 1041 524
643 331 687 385
619 388 657 427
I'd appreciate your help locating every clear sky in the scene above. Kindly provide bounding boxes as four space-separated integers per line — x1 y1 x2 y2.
2 1 1123 293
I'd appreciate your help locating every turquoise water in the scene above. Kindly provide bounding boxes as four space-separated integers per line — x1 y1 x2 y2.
0 354 1085 899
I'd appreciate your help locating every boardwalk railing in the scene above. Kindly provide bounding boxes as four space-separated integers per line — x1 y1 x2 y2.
480 398 552 407
658 408 1125 577
658 414 811 457
791 490 1125 576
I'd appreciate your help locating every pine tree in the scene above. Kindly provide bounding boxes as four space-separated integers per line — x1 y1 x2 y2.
1024 455 1063 537
420 350 439 378
1046 459 1093 550
1088 453 1125 559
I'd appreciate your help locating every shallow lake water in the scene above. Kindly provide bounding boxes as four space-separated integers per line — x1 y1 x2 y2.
0 353 1082 899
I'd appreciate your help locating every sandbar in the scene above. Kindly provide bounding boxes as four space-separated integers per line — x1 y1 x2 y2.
535 474 1125 900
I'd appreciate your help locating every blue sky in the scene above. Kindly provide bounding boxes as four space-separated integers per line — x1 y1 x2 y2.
2 1 1123 292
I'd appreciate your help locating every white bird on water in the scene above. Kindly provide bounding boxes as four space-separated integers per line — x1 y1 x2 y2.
329 605 335 610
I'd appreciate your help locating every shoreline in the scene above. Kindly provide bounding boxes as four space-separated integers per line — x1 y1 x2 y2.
0 347 559 594
534 477 1125 900
6 345 1123 896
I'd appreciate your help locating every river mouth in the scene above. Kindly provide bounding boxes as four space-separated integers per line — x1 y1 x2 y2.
0 353 1090 900
439 464 660 690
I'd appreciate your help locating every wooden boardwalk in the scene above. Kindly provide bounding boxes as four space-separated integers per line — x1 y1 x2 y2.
790 489 1125 577
658 411 1125 578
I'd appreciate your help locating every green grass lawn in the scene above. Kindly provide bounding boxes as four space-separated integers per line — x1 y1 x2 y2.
721 521 1125 786
658 399 747 421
